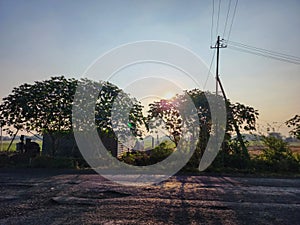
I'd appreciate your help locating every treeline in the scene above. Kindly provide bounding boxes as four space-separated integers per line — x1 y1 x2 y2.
0 76 299 174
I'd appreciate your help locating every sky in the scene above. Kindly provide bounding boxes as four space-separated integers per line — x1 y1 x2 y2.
0 0 299 136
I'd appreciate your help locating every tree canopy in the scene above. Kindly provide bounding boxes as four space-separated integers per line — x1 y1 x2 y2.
0 76 145 155
286 115 300 139
0 76 144 137
147 88 259 168
0 76 77 135
0 76 259 162
147 89 259 145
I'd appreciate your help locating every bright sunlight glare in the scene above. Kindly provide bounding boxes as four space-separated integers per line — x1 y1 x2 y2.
163 91 176 100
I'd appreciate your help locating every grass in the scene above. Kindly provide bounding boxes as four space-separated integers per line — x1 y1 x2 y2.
0 140 42 152
248 140 300 156
0 140 19 151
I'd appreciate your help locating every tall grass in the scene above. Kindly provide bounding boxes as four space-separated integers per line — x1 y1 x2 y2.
0 140 42 152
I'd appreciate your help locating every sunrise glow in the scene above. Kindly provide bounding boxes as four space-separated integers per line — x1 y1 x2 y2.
163 91 175 100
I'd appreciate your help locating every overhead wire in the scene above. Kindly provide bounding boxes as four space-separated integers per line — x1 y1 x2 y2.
222 0 232 38
208 0 237 90
207 0 216 90
227 41 300 65
203 51 216 90
226 0 238 42
215 0 222 37
227 40 300 61
210 0 215 46
208 0 299 65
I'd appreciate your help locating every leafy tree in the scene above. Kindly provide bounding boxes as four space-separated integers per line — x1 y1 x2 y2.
148 99 182 146
286 115 300 139
0 76 77 155
225 102 259 160
0 76 77 133
73 78 145 138
147 89 212 148
0 76 145 156
147 88 259 169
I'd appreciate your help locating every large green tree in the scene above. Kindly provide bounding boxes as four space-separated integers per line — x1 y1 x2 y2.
0 76 145 155
147 88 259 169
0 76 77 134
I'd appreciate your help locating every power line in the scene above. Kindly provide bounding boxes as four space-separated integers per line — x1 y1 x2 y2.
203 51 216 90
210 0 215 46
228 45 300 64
227 44 300 65
215 0 222 37
227 40 300 61
222 0 232 38
226 0 238 42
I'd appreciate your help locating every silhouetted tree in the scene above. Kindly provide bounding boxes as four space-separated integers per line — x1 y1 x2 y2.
0 76 145 155
286 115 300 139
147 88 259 169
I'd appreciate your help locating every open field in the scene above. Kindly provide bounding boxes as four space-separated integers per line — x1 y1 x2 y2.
248 142 300 156
0 140 42 152
0 140 19 151
0 169 299 225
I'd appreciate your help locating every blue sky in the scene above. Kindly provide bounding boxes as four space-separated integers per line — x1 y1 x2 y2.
0 0 299 135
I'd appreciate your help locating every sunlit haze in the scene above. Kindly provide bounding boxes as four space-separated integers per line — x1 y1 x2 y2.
0 0 299 136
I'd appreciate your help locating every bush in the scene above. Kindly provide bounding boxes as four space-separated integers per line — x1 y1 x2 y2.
0 151 89 169
148 142 173 164
253 136 300 173
120 141 174 166
30 156 77 169
0 153 12 167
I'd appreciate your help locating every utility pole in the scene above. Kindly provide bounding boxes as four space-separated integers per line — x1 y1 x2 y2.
210 36 227 164
210 36 250 161
211 36 227 95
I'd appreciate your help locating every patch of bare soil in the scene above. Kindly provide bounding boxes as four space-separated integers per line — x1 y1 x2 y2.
0 169 299 224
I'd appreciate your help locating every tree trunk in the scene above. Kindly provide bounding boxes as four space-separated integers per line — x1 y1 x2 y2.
48 133 59 157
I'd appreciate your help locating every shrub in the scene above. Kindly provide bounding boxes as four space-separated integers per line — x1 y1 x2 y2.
254 136 300 173
30 156 76 169
0 153 12 167
120 141 174 166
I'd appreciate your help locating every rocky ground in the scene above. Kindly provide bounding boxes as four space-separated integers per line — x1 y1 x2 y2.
0 169 299 225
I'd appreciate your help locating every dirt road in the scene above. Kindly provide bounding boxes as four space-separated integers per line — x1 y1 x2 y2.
0 169 299 225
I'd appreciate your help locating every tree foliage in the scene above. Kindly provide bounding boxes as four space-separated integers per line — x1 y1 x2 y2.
286 115 300 139
0 76 145 155
148 99 182 146
0 76 77 134
255 136 300 172
147 88 259 169
120 141 174 166
73 78 145 138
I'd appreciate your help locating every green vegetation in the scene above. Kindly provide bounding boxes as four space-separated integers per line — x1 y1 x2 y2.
30 156 78 169
0 140 19 151
120 141 174 166
0 140 42 152
0 76 299 174
286 115 300 139
0 76 145 156
252 136 300 173
203 136 300 174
